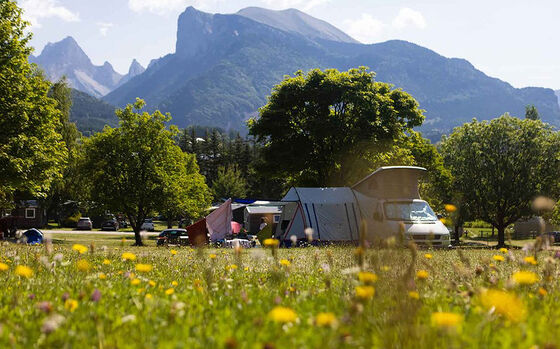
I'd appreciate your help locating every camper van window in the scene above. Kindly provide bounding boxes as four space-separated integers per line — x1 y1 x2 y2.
384 201 437 222
273 215 281 223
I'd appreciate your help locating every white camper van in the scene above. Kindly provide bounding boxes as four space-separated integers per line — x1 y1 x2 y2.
274 166 451 247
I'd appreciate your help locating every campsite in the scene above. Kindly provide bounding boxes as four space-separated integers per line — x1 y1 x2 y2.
4 0 560 347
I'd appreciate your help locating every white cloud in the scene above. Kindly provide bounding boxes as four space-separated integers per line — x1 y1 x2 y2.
97 22 114 37
344 14 385 44
392 7 426 30
19 0 80 27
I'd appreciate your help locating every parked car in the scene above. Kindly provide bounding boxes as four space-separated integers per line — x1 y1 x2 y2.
157 229 189 246
76 217 93 230
544 231 560 243
141 219 155 232
101 219 119 231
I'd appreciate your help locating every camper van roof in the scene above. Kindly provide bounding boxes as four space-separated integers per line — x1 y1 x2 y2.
352 166 426 189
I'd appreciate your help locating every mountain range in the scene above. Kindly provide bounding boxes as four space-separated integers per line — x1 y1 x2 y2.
30 37 144 98
31 7 560 137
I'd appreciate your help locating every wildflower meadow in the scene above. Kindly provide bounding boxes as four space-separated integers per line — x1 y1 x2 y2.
0 238 559 348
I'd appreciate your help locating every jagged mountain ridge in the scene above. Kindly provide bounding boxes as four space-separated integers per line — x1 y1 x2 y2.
31 37 144 98
104 7 560 133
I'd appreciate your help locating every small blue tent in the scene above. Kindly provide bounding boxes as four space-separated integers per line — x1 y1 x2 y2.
23 228 44 244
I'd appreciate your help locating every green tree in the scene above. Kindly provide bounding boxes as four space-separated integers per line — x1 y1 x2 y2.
525 105 539 120
81 99 211 245
440 114 560 247
45 78 83 221
212 166 247 200
248 67 424 187
0 1 67 205
160 150 212 228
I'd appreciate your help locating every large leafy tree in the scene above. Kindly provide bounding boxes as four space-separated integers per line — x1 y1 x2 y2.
45 78 83 221
248 67 425 187
0 1 66 205
81 99 211 245
440 115 560 247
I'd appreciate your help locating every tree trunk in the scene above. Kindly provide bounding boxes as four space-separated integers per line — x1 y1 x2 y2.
167 218 173 229
453 224 460 245
497 226 505 248
133 228 144 246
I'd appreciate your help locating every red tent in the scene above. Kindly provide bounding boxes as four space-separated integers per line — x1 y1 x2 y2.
186 218 208 246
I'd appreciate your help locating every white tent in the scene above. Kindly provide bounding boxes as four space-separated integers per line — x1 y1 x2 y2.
206 199 232 241
275 187 361 242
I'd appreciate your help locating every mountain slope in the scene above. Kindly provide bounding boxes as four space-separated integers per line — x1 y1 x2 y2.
105 7 560 133
31 37 123 98
70 89 117 135
237 7 359 44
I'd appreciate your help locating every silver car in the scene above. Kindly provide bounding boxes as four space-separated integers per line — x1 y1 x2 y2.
76 217 93 230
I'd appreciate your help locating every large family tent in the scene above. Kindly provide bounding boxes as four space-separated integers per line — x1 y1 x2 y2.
275 187 361 242
205 199 233 241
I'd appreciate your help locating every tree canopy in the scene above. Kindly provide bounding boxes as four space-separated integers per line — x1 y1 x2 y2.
81 99 211 245
0 1 66 206
440 114 560 247
248 67 425 187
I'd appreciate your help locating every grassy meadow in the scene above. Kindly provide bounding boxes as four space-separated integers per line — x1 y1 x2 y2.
0 238 559 348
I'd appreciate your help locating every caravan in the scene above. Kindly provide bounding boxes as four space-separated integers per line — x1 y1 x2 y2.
274 167 451 247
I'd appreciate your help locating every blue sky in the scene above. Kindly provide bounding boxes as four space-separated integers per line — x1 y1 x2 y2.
19 0 559 89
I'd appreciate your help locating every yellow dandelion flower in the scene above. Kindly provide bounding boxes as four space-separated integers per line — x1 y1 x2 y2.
121 252 136 261
538 287 547 296
263 238 280 247
355 285 375 300
512 271 539 285
492 255 505 262
99 273 107 280
431 312 463 329
131 278 141 286
64 299 78 312
315 312 337 327
135 264 153 273
102 259 111 265
76 259 91 272
499 248 508 254
227 264 238 271
424 253 433 259
381 266 390 272
172 280 179 287
165 288 175 295
72 244 88 254
170 249 178 256
244 266 250 271
408 291 420 300
416 270 429 280
0 263 9 271
480 289 526 322
268 306 297 323
15 265 33 278
444 204 457 213
280 259 291 267
209 254 217 259
523 256 537 265
149 280 156 287
145 294 153 299
137 288 145 294
358 271 378 284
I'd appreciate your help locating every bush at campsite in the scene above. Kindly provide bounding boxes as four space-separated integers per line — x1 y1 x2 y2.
0 240 559 348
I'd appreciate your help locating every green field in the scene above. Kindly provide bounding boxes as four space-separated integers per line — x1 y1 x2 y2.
0 238 558 348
